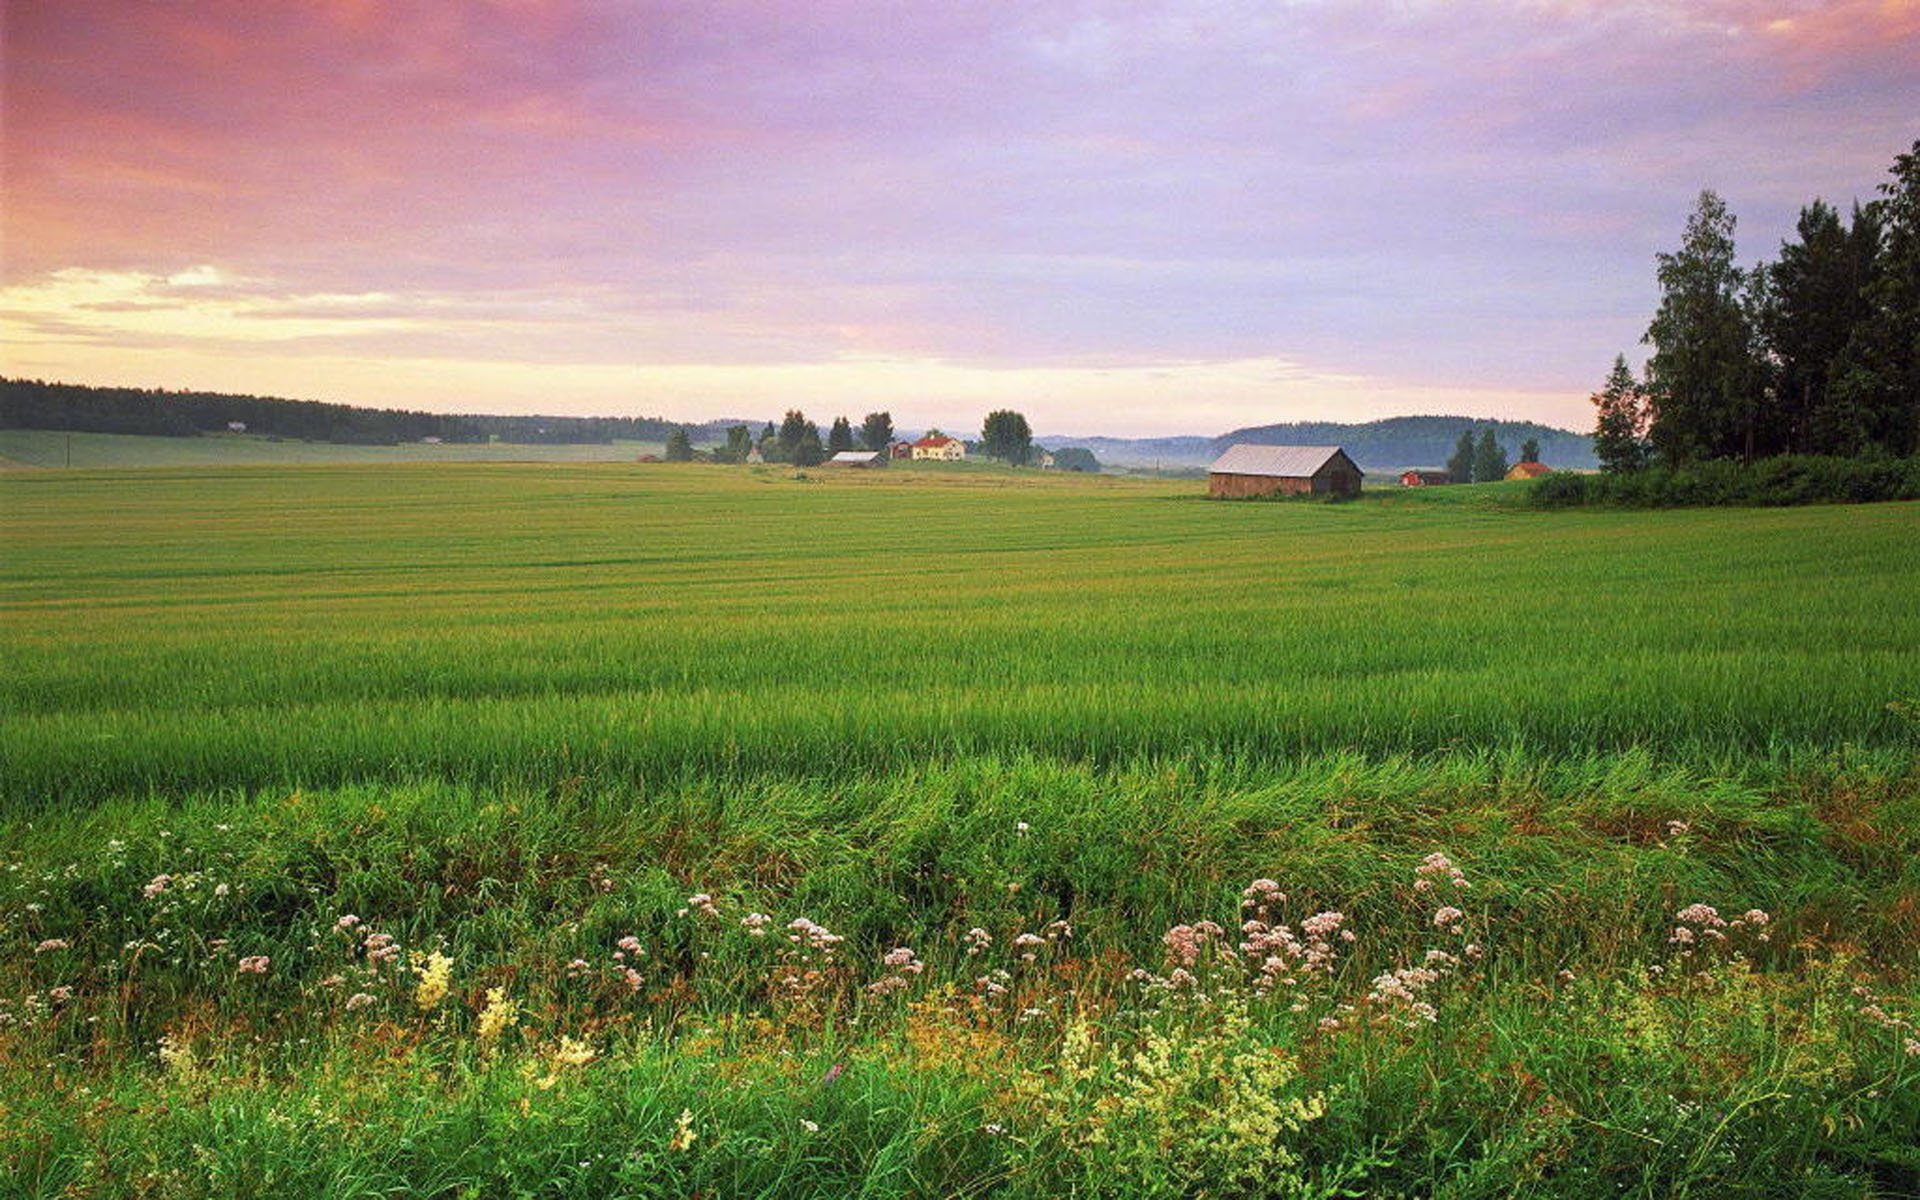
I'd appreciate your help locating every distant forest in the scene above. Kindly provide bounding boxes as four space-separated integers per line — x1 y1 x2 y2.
1220 415 1596 470
0 378 717 446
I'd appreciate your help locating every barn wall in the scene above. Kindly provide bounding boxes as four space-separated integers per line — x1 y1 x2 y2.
1311 463 1362 496
1208 473 1313 499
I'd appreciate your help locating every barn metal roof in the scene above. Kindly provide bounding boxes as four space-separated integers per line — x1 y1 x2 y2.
826 450 884 464
1207 444 1349 478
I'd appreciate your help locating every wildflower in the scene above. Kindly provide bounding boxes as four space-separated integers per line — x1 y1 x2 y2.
49 986 73 1004
476 987 519 1043
362 932 400 964
552 1036 596 1069
616 935 644 955
683 893 719 918
237 955 271 975
799 1118 819 1134
1665 819 1691 838
34 939 68 954
984 1123 1007 1136
820 1062 844 1086
213 883 230 898
1432 906 1466 932
1015 821 1031 836
620 966 643 993
785 918 843 954
414 950 453 1010
1317 1016 1341 1032
142 874 172 899
963 927 992 955
1044 919 1072 941
739 913 771 937
345 993 376 1011
566 958 592 978
1013 932 1047 962
669 1108 697 1152
336 914 361 931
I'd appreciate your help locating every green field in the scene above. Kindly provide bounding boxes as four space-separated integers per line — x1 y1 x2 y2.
0 429 670 469
4 463 1918 1197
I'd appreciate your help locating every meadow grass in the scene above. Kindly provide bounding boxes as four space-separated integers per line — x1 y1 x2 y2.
2 462 1918 1196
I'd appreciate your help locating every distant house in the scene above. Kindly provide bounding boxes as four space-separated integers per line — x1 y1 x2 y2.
1035 450 1056 469
1399 469 1450 487
226 421 247 434
421 436 442 445
1506 461 1553 480
1207 444 1362 499
911 434 965 461
746 444 764 465
823 450 887 468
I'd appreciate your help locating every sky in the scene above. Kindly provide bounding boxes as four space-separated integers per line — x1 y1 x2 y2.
3 1 1916 437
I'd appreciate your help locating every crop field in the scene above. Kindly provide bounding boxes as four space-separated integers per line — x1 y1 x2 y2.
0 429 670 470
4 462 1919 1198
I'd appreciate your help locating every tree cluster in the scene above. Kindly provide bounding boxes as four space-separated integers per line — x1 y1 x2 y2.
1596 139 1920 471
1445 428 1511 482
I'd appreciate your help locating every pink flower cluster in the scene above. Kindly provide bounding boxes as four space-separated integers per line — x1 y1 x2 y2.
679 893 720 918
1669 904 1771 952
741 912 771 937
868 946 926 996
142 874 172 899
1162 920 1225 969
237 955 270 975
1413 852 1469 894
34 939 68 954
362 932 401 965
963 927 992 956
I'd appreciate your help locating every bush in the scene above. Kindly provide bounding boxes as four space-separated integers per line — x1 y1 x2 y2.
1529 455 1920 509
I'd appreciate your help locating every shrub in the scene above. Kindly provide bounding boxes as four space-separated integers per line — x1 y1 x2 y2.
1529 455 1920 508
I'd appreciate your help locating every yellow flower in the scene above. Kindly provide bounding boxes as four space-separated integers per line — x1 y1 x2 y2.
476 986 519 1044
413 950 453 1011
669 1108 698 1152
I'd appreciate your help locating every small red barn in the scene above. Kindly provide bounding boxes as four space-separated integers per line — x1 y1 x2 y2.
1399 469 1451 487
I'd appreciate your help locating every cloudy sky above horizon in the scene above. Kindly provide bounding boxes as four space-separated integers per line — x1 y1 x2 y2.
4 2 1916 436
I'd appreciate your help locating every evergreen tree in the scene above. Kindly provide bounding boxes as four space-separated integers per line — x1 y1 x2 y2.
1519 437 1541 463
776 410 818 462
1643 190 1757 464
1446 430 1476 482
664 426 693 462
860 411 894 451
828 416 854 453
1828 139 1920 457
1591 355 1650 473
979 410 1033 465
793 426 826 467
1763 200 1874 454
1472 429 1509 482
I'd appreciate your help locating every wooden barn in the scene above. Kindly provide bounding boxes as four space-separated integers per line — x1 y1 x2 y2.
1505 461 1552 480
1399 469 1451 487
1207 444 1363 499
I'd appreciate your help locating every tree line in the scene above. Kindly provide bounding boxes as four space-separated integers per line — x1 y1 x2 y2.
0 378 691 445
1592 139 1920 473
670 407 1096 470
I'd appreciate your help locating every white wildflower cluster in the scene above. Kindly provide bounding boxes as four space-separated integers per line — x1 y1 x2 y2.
1363 853 1478 1028
677 893 719 919
1668 903 1771 958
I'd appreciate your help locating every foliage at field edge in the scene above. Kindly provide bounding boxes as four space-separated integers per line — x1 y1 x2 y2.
5 755 1920 1198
